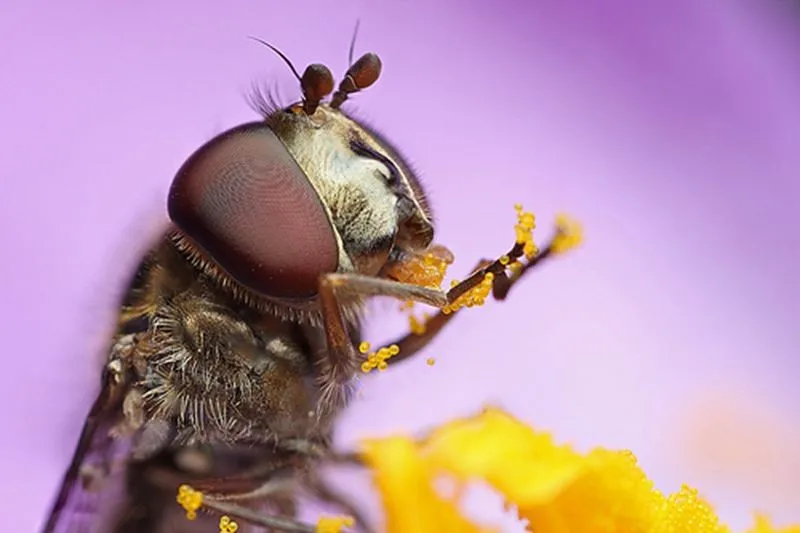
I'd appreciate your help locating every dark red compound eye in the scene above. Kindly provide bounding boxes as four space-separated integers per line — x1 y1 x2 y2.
168 122 339 299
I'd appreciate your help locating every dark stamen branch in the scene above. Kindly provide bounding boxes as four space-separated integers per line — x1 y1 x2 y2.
446 238 555 304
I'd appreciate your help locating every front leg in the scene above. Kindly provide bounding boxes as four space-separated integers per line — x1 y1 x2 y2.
314 259 527 412
315 273 448 412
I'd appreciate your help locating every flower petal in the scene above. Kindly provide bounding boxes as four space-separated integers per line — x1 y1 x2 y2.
360 436 495 533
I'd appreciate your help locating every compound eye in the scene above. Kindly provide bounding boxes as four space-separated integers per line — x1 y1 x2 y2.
168 122 339 299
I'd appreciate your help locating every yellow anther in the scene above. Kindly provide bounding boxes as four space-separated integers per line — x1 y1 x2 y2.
358 341 371 354
176 484 203 520
316 515 355 533
523 240 538 260
551 213 584 254
219 515 239 533
520 212 535 229
512 205 539 260
426 357 436 366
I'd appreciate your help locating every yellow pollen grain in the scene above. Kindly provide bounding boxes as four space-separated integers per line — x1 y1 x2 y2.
426 357 436 366
219 515 239 533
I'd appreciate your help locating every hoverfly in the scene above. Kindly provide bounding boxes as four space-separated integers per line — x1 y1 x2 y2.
42 35 559 533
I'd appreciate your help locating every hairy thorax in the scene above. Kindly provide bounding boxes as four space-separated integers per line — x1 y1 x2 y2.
114 238 348 465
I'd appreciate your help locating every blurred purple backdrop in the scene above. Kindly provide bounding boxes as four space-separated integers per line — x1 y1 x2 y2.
1 0 799 530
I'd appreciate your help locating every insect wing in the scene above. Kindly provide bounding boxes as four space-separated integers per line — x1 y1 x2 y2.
41 375 131 533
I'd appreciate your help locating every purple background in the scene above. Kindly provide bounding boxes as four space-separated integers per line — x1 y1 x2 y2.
1 0 799 530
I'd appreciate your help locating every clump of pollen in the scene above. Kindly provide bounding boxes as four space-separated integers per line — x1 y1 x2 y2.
514 203 538 260
359 341 400 373
177 484 203 520
386 246 451 289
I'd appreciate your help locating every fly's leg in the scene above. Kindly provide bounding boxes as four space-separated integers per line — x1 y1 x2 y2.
315 274 447 411
316 237 561 398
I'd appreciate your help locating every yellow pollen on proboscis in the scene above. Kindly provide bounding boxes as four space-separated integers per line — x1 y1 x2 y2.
176 484 203 521
386 251 450 289
316 515 356 533
361 344 402 373
358 341 371 354
219 515 239 533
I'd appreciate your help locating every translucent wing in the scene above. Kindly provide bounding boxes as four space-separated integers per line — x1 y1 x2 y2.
41 372 132 532
42 253 154 533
